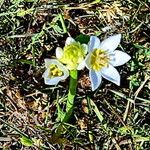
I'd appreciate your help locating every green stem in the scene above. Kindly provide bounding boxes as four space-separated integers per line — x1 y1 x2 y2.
66 70 78 111
63 70 78 122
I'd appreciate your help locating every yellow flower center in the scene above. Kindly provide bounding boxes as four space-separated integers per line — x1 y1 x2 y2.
90 49 109 71
49 64 63 78
59 42 86 70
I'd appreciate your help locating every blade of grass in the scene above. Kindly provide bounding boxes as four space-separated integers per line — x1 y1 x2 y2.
0 0 4 8
58 13 68 34
123 101 130 121
88 98 104 122
0 118 31 138
109 89 150 104
87 97 121 149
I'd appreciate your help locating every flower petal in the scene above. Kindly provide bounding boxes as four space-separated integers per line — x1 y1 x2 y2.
56 47 63 59
43 69 59 85
42 69 49 78
65 37 75 45
82 44 88 54
101 64 120 86
44 58 52 68
88 36 101 52
43 59 69 85
85 53 92 70
110 50 131 66
100 34 121 52
89 70 102 91
77 60 85 70
44 77 60 85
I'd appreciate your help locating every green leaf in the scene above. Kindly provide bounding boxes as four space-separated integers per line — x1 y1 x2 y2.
57 104 66 122
20 136 33 147
25 0 35 1
95 31 101 36
17 8 33 17
19 59 33 65
119 126 134 135
31 30 44 42
49 134 69 144
134 136 150 142
75 34 90 44
62 108 73 123
92 0 101 3
53 24 63 33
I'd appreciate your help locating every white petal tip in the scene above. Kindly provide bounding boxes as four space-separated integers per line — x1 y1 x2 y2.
90 71 102 91
89 36 101 52
100 34 121 52
114 34 121 40
44 58 49 63
112 34 121 42
56 47 63 59
114 77 120 86
101 65 120 86
127 55 131 61
117 34 121 38
115 81 120 86
65 37 75 45
111 50 131 67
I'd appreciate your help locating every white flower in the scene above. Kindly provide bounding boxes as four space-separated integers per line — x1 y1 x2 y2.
56 37 88 70
85 34 131 91
42 59 69 85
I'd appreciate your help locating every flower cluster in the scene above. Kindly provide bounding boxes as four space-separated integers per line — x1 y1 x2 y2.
43 34 131 91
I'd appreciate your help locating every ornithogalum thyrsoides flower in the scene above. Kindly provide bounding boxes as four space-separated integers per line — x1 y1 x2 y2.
85 34 131 91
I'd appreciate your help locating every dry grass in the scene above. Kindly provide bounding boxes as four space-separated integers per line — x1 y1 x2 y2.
0 0 149 149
